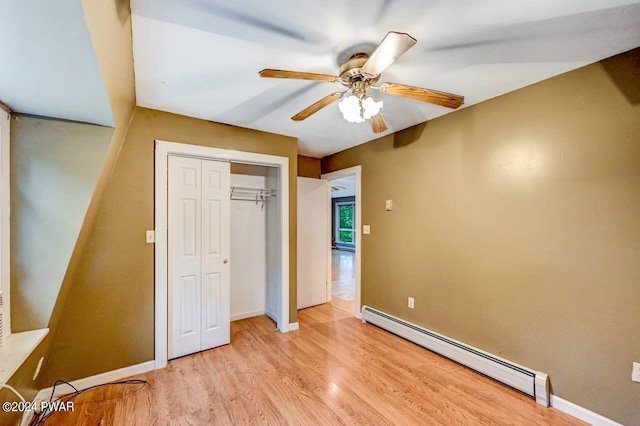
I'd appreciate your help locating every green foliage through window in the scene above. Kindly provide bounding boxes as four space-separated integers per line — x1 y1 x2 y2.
339 205 353 229
339 230 353 243
336 202 355 244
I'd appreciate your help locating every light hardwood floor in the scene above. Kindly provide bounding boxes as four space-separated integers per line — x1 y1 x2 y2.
331 249 355 301
41 303 585 425
331 249 355 315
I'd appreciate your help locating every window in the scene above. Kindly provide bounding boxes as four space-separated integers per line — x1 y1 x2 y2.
0 107 48 384
0 104 9 337
335 200 355 247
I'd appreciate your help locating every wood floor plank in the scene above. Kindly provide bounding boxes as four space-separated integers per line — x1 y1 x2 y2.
296 311 458 424
39 303 586 426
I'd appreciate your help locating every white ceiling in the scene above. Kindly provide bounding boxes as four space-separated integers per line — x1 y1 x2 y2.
331 176 356 199
0 0 113 126
131 0 640 158
2 1 639 155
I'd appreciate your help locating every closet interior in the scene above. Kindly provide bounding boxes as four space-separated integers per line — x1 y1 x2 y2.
229 163 280 324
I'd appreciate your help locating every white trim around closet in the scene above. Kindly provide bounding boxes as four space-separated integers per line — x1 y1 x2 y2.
154 140 290 369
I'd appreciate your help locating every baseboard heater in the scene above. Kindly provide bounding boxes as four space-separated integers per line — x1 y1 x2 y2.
361 305 549 407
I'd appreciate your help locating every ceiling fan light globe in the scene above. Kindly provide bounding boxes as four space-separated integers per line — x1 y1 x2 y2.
338 95 364 123
362 97 383 119
338 95 383 124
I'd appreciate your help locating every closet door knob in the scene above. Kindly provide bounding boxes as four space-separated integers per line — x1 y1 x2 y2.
223 259 229 264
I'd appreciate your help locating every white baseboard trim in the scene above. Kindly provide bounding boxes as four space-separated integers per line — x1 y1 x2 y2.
265 308 278 323
551 395 622 426
289 322 299 331
230 309 266 322
21 360 155 426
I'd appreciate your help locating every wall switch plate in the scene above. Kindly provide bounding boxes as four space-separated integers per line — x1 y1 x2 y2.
146 230 155 244
408 297 415 309
363 225 371 235
385 200 392 211
633 362 640 383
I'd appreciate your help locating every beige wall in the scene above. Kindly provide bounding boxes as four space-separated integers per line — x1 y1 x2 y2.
81 0 135 132
231 163 269 176
40 107 298 384
297 155 321 178
322 48 640 424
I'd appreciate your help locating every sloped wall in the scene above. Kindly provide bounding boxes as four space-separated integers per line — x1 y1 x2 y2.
1 2 137 424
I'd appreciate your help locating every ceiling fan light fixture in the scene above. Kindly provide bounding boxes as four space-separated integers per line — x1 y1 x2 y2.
259 31 464 132
338 95 383 124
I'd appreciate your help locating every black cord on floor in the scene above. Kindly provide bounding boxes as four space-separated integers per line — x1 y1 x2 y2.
30 379 147 425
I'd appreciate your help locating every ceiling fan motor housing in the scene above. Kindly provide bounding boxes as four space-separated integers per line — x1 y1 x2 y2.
338 54 380 88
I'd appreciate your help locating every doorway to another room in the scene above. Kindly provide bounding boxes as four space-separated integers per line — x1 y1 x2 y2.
322 166 362 318
330 178 356 313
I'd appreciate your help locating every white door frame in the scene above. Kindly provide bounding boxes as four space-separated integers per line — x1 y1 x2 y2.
155 140 290 369
321 165 362 319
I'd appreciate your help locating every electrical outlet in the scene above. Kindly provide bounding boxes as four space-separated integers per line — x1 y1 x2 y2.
408 297 415 309
146 230 155 244
632 362 640 383
363 225 371 235
385 200 393 211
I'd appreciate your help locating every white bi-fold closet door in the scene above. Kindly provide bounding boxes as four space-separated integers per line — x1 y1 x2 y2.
168 155 230 359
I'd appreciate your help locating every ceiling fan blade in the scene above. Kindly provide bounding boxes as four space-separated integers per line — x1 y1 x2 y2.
378 83 464 109
259 69 338 82
371 113 388 134
291 92 343 121
361 31 417 76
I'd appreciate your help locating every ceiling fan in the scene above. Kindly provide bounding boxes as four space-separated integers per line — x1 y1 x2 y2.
259 31 464 134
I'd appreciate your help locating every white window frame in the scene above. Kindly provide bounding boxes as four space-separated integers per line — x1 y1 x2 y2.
0 104 10 336
0 106 48 384
335 200 356 246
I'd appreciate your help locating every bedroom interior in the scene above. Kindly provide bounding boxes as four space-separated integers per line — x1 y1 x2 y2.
0 1 639 425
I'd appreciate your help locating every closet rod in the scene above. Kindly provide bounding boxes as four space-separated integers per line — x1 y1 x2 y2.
230 186 276 197
230 186 275 211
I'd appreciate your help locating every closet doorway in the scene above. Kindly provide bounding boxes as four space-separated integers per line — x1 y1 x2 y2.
155 141 291 368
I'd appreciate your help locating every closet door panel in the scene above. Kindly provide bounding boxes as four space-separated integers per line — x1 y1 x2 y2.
203 272 221 330
168 156 202 359
201 159 231 350
169 157 231 357
179 275 198 336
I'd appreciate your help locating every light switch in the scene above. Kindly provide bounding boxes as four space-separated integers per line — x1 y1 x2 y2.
363 225 371 235
385 200 392 211
146 230 155 244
